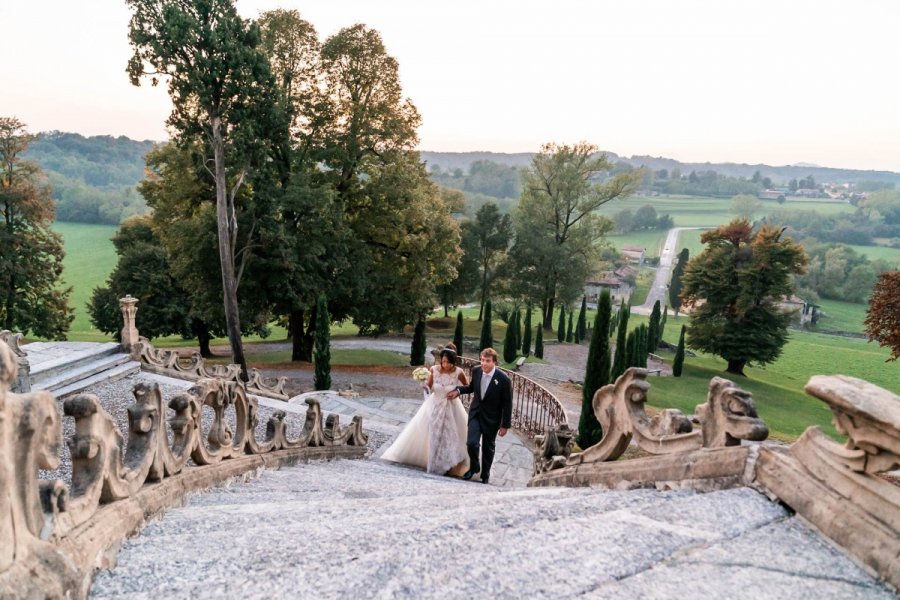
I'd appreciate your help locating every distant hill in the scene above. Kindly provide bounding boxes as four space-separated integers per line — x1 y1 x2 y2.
421 150 900 187
25 132 157 225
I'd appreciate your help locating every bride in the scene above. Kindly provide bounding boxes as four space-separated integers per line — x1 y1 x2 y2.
381 346 469 476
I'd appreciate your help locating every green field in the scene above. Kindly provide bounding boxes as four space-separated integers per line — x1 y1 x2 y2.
846 243 900 265
53 222 119 341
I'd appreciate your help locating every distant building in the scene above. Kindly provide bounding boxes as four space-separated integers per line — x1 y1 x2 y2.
621 245 645 265
585 272 633 304
758 190 783 200
779 294 817 326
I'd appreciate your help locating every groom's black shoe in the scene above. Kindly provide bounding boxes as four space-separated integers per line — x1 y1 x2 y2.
481 475 490 485
463 465 480 481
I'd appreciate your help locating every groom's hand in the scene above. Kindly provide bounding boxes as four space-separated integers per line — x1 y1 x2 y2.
447 389 459 399
498 428 508 437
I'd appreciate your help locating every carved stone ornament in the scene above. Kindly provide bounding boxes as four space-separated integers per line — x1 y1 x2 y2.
0 330 31 393
695 376 769 448
133 337 290 400
118 295 140 350
754 374 900 590
532 424 576 476
0 337 367 597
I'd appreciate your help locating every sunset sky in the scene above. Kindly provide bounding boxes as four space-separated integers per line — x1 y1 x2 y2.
3 0 899 171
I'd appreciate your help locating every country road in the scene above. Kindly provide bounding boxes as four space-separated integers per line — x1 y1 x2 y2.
632 227 704 316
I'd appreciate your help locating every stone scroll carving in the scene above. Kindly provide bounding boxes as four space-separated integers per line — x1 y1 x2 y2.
536 368 768 474
0 337 367 584
0 330 30 393
132 337 290 401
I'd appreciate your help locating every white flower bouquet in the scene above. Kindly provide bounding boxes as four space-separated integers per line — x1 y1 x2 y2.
411 366 430 382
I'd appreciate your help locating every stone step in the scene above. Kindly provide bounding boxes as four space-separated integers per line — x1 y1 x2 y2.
25 341 121 385
49 359 141 399
90 458 893 599
32 352 138 396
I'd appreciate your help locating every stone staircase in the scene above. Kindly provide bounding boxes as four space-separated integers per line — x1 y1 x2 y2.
24 341 140 397
89 458 893 599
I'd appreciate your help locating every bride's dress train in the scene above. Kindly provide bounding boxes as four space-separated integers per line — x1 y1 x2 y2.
381 366 469 475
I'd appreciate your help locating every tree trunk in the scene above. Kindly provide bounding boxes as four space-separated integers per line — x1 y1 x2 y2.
544 297 555 331
192 318 212 358
212 118 248 381
290 308 313 362
726 359 746 376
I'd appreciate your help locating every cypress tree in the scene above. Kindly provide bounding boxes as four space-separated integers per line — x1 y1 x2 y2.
566 312 574 343
535 321 544 359
453 311 464 356
659 305 668 346
648 300 661 350
521 305 532 356
576 296 587 342
479 300 493 351
611 303 630 379
673 325 686 377
609 304 619 338
557 305 566 342
512 307 522 354
637 324 649 368
503 314 517 363
578 289 612 449
670 248 689 316
624 329 637 369
410 318 426 366
313 294 331 390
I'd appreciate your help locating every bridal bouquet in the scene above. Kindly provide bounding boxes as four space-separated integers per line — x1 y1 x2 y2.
411 366 430 382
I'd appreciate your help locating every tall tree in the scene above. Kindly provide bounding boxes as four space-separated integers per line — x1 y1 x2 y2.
611 303 630 380
557 305 566 343
673 325 686 377
0 118 73 338
521 305 533 357
467 203 513 320
648 300 661 350
578 289 612 449
410 318 426 366
566 311 574 343
681 220 807 375
319 25 459 334
126 0 281 379
508 142 640 330
534 321 544 359
864 270 900 361
313 294 331 390
576 296 587 342
659 305 668 345
479 300 493 351
453 310 464 356
512 307 522 356
669 248 689 316
502 315 517 364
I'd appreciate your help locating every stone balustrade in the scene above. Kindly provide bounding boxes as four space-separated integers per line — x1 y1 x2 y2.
0 338 368 598
530 366 900 590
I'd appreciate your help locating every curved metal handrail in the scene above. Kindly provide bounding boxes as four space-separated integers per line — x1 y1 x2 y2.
458 356 568 439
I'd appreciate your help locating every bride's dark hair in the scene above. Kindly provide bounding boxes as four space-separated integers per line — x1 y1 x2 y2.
439 347 458 365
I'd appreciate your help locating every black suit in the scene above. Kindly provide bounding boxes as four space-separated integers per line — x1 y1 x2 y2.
457 367 513 480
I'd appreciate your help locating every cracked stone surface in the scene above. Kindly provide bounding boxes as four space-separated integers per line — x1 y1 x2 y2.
89 459 896 599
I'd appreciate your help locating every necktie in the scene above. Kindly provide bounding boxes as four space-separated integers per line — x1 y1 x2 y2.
481 370 492 398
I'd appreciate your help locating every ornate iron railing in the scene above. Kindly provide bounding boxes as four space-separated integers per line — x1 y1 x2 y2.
458 356 568 439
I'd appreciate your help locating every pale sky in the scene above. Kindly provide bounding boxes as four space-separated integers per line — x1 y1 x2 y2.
3 1 900 171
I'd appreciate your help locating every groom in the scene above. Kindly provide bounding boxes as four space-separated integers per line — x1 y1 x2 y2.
448 348 512 484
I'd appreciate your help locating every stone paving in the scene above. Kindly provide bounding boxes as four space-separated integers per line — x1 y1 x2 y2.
90 459 897 599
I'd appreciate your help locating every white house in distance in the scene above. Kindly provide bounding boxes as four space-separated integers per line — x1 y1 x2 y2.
584 271 634 304
621 245 645 265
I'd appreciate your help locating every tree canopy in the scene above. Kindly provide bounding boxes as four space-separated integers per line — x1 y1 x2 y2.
0 117 73 338
865 270 900 361
681 220 807 375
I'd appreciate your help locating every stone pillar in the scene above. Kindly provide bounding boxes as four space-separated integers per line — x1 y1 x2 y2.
119 295 140 352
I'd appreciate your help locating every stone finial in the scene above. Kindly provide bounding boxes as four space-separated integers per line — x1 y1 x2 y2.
119 295 139 352
695 377 769 447
0 331 30 393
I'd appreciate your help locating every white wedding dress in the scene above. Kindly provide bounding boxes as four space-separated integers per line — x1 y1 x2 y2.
381 365 469 475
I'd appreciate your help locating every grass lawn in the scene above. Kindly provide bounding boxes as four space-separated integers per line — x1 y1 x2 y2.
812 298 868 334
52 222 118 341
846 243 900 266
